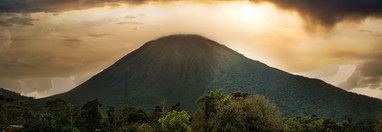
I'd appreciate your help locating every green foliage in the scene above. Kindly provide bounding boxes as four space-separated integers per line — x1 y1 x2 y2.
192 91 283 132
284 116 335 132
153 106 163 119
283 115 382 132
1 105 28 126
191 89 225 131
114 106 150 131
22 111 51 131
195 89 225 118
106 106 116 129
1 91 381 131
79 99 103 131
137 123 154 132
352 119 379 132
158 110 191 132
377 113 382 131
45 98 79 131
170 103 182 112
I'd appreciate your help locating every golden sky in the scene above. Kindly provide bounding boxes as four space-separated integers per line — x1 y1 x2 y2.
0 0 382 99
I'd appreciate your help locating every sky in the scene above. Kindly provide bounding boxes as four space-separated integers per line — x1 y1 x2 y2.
0 0 382 99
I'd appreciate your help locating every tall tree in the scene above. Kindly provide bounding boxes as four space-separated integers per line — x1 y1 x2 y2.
79 99 103 131
191 89 225 131
158 110 191 132
137 123 154 132
45 98 71 129
114 106 150 131
106 106 115 129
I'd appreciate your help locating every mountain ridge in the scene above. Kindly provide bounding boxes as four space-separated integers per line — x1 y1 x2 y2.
0 88 33 101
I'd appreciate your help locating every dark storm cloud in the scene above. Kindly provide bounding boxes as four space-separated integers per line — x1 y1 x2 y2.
251 0 382 93
361 61 382 77
0 0 167 13
253 0 382 27
339 52 382 90
6 16 34 25
0 20 12 26
1 0 382 27
0 16 35 26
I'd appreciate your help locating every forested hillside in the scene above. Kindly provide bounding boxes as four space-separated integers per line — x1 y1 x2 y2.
2 90 382 131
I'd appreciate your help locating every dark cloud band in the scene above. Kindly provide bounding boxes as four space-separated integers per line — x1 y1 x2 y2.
1 16 35 26
1 0 382 27
253 0 382 27
0 0 154 13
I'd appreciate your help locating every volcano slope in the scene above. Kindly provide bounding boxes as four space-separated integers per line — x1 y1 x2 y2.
44 34 382 120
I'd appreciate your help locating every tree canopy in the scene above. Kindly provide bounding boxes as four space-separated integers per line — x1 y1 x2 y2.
192 90 283 131
159 110 191 132
1 90 381 131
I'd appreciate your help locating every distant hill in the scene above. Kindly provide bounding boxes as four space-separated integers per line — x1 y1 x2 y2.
43 34 382 120
0 88 33 101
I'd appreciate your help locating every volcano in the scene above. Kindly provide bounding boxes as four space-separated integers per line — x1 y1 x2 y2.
44 34 382 119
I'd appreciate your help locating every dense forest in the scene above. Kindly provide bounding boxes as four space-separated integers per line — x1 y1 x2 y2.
1 90 382 132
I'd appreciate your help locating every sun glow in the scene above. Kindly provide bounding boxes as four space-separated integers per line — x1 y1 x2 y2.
241 5 256 18
239 3 269 23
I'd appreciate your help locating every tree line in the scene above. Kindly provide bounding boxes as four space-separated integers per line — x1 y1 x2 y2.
1 89 382 131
